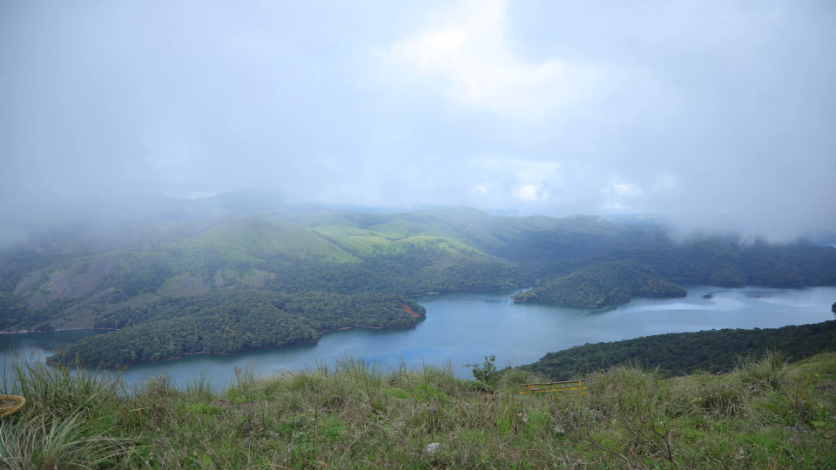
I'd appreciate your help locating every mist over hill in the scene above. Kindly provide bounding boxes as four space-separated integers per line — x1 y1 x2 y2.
3 1 836 244
1 189 835 364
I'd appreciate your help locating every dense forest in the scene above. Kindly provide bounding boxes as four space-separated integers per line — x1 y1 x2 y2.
512 261 687 306
1 197 836 363
520 320 836 380
52 290 425 365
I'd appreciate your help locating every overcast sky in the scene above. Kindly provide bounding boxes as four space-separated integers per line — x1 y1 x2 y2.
1 0 835 239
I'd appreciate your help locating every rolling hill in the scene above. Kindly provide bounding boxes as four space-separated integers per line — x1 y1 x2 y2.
1 192 836 362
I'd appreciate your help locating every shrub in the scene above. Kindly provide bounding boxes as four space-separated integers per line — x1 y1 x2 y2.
498 367 540 390
693 379 751 416
465 355 499 385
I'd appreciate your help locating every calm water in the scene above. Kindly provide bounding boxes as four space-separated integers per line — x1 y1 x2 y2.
2 284 835 388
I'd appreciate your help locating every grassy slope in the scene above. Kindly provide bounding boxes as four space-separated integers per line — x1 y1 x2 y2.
790 352 836 381
11 209 508 303
298 207 579 254
312 223 485 259
3 352 835 469
177 215 361 263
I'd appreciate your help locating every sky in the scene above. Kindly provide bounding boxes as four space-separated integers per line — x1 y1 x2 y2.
1 0 835 240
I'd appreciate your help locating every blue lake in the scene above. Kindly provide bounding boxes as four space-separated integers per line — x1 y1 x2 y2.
2 284 834 388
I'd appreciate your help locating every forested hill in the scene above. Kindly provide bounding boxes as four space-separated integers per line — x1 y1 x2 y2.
2 194 836 362
521 320 836 380
51 290 425 366
2 208 836 333
512 261 686 306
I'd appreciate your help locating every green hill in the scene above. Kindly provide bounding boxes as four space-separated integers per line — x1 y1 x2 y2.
52 290 425 365
2 198 836 360
0 208 522 333
513 261 687 306
521 320 836 380
177 215 360 263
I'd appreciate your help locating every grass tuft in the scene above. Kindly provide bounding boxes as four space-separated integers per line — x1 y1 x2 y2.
736 349 790 391
0 412 128 470
1 359 117 418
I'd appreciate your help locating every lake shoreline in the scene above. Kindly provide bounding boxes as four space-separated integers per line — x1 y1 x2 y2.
510 280 831 307
2 305 426 336
512 292 689 308
6 284 833 388
0 327 118 335
409 285 534 297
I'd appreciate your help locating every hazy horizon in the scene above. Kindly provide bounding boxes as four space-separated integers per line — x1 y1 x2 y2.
2 0 835 242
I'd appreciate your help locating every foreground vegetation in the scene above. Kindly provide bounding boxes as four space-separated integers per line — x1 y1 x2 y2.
2 352 835 469
524 320 836 380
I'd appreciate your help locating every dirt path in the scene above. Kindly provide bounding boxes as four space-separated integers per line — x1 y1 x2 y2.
402 304 423 318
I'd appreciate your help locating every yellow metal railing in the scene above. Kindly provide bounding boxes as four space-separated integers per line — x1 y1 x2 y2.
519 380 586 395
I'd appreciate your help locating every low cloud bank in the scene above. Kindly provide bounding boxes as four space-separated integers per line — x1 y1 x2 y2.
2 1 834 242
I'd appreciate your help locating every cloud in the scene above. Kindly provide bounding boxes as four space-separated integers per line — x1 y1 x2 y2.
187 191 218 200
464 157 560 207
653 175 677 193
380 0 610 119
1 0 835 241
613 184 642 197
513 185 538 202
